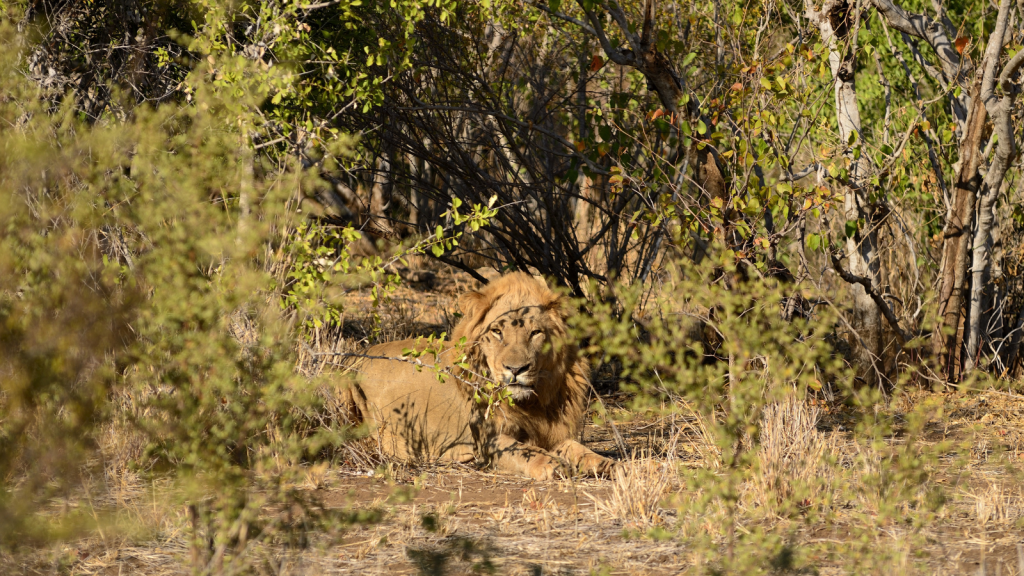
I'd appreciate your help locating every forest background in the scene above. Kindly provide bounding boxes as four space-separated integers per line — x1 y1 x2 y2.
3 0 1024 573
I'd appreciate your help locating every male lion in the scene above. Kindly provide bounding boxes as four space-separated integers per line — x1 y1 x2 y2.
344 272 615 479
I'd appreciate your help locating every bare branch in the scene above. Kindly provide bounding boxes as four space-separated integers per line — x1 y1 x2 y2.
779 163 821 182
532 1 598 36
300 1 343 8
901 32 949 91
831 251 909 348
601 1 643 54
998 48 1024 92
576 2 637 66
640 0 655 50
432 252 492 285
398 103 610 176
869 0 962 86
980 0 1013 102
878 18 951 203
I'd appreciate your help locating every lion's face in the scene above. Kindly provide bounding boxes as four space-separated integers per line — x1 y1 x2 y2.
477 304 559 401
454 273 570 404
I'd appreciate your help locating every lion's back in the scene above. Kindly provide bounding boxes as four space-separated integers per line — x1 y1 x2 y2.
348 339 477 463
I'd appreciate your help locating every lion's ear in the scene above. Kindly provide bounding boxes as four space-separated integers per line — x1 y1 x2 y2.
459 290 489 320
454 290 491 341
545 293 572 321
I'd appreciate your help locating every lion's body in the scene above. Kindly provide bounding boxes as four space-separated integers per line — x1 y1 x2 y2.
345 273 614 479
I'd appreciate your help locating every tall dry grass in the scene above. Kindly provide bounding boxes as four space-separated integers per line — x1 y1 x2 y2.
748 396 839 512
587 452 672 527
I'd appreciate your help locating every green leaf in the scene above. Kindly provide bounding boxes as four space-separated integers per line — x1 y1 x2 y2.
845 220 859 238
806 233 821 251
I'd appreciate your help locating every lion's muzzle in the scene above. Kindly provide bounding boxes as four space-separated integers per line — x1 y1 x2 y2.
502 361 533 384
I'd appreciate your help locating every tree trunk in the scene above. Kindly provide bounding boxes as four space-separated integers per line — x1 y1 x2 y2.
932 81 986 381
575 0 728 206
964 0 1017 374
810 0 883 386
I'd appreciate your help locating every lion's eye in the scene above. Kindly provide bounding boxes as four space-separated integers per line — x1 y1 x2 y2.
490 329 502 340
530 330 543 339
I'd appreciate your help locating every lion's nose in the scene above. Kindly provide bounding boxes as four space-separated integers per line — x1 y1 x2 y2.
504 363 532 378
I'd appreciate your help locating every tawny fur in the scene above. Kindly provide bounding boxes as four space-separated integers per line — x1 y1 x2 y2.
342 272 614 479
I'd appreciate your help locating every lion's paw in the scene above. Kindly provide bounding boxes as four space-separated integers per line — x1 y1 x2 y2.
525 454 570 481
581 454 619 478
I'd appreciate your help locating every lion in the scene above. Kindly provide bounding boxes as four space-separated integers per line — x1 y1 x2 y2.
343 272 615 480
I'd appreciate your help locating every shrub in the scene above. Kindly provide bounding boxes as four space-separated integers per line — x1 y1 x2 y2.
0 24 344 555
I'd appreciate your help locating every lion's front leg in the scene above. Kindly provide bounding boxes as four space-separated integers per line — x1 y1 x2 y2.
484 434 570 480
551 439 617 477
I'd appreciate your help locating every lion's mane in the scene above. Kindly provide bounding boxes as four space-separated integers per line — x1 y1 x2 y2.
450 272 590 449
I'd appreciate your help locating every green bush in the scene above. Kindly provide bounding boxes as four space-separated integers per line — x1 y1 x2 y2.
0 23 348 555
573 256 955 573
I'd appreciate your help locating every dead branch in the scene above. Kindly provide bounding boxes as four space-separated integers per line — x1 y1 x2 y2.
830 251 909 349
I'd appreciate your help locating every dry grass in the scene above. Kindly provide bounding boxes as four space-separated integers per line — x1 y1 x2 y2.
971 481 1024 527
12 282 1024 575
748 396 838 512
10 405 1024 575
676 401 722 469
586 452 672 527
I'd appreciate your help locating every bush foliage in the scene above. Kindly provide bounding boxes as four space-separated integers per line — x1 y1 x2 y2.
0 22 336 549
1 0 1021 572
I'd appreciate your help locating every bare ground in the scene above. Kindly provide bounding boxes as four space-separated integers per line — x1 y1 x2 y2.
7 274 1024 575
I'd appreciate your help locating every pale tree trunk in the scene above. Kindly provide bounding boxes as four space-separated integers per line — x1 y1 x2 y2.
238 133 253 247
965 0 1024 373
366 155 395 239
864 0 1024 379
867 0 975 381
808 0 883 386
406 153 423 227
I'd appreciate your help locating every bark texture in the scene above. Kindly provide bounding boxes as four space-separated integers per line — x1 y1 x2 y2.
933 84 986 380
869 0 1021 381
808 0 883 386
964 0 1024 373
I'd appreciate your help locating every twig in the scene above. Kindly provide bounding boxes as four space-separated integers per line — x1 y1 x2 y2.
252 136 287 150
531 1 597 35
431 253 491 284
300 1 343 9
779 163 821 182
829 251 908 348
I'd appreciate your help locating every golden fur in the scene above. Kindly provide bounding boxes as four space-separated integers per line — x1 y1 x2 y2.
344 272 614 479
